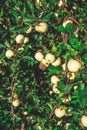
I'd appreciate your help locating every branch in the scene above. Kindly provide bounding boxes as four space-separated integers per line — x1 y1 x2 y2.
62 33 68 80
45 105 58 125
69 17 87 34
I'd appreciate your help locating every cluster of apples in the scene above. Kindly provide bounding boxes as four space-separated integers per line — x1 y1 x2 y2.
5 34 30 59
49 58 81 96
35 51 61 67
55 107 87 128
54 106 87 128
35 50 81 93
5 22 48 60
12 93 20 107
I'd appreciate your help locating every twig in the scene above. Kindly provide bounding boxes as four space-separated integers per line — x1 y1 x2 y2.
70 17 80 26
62 33 68 80
69 17 87 34
45 105 58 125
10 74 15 115
10 42 19 128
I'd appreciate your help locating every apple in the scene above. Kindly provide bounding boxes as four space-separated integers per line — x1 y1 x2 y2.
5 49 14 59
45 53 55 63
49 90 53 95
72 6 77 10
26 26 32 34
12 99 20 107
65 123 71 129
36 123 42 130
35 22 48 33
52 85 60 94
62 63 66 71
63 20 72 28
35 0 42 7
67 59 81 72
52 57 61 66
24 37 30 44
58 0 63 7
81 115 87 127
13 93 18 98
55 107 65 118
35 51 44 61
62 96 71 103
51 75 60 84
57 120 62 125
75 33 78 37
18 47 24 51
23 111 28 116
68 72 76 80
15 34 25 44
41 59 49 67
73 85 78 90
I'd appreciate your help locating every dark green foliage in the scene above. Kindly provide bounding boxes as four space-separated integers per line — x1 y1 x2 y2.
0 0 87 130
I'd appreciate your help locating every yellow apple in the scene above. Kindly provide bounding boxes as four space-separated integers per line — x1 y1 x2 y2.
5 49 14 59
35 52 44 61
35 0 42 7
45 53 55 63
52 85 60 94
23 111 28 116
62 63 66 71
12 99 20 107
57 120 62 125
58 0 63 7
26 26 32 34
63 20 72 27
68 72 76 80
55 107 65 118
73 85 78 90
15 34 25 44
18 47 24 51
67 59 81 72
41 59 49 67
52 57 61 66
35 22 48 33
81 115 87 127
49 90 53 95
51 75 60 84
24 37 30 44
